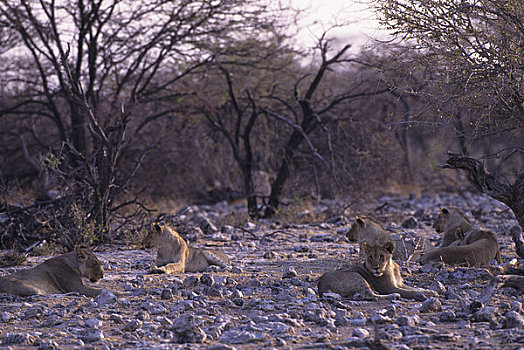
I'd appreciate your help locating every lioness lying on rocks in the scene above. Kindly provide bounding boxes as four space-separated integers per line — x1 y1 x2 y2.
346 217 391 244
144 223 230 273
318 240 437 300
0 246 103 297
419 207 501 266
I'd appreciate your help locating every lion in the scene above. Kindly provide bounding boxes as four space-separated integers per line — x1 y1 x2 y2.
318 241 437 300
419 207 501 266
346 216 428 261
144 223 230 273
346 217 392 244
433 207 474 247
0 246 103 297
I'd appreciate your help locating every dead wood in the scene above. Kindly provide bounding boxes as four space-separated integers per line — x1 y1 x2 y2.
440 152 524 259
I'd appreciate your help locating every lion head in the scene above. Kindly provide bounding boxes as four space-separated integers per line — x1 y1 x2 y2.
75 246 103 283
433 207 471 233
361 241 394 277
347 217 388 242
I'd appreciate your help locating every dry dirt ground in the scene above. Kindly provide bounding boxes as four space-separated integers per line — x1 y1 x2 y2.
0 192 523 349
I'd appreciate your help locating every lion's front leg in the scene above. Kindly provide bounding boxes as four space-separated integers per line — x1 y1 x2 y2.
149 260 186 274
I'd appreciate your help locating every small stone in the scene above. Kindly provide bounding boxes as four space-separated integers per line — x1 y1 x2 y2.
263 251 275 259
183 275 200 287
219 329 266 344
396 315 419 327
96 289 117 306
200 273 214 286
282 266 298 279
352 328 369 338
221 225 235 234
473 307 498 323
82 329 104 343
349 318 367 326
419 297 442 313
438 311 456 322
503 310 524 329
109 314 123 324
161 288 174 300
122 320 142 332
85 317 102 328
38 339 59 350
370 310 390 324
172 314 206 343
429 281 446 294
243 222 257 231
469 301 483 313
401 217 417 229
200 218 218 234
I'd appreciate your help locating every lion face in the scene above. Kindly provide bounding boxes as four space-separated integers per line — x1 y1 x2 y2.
143 223 163 248
362 241 394 277
433 207 470 233
75 246 103 282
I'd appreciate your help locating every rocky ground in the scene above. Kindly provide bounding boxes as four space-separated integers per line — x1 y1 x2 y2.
0 192 523 350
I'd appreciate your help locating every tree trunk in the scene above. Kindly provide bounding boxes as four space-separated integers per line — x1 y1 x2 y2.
441 152 524 259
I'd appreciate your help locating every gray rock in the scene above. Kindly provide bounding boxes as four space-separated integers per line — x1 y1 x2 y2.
109 314 123 324
503 310 524 329
82 329 104 343
429 281 446 294
96 289 117 306
200 217 218 234
349 318 367 326
37 339 59 350
122 320 142 332
402 334 430 344
208 344 238 350
282 266 298 279
160 288 174 300
438 311 456 322
473 307 498 323
219 329 267 344
171 314 206 343
200 273 214 286
183 275 200 287
243 222 257 231
352 327 369 338
333 308 348 327
370 310 390 324
396 315 419 327
1 333 36 345
85 317 102 328
0 312 14 323
401 217 417 229
419 297 442 313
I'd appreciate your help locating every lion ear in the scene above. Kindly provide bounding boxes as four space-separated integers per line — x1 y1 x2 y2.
152 223 162 232
355 217 366 226
383 241 394 254
74 245 90 260
441 208 449 215
455 228 464 241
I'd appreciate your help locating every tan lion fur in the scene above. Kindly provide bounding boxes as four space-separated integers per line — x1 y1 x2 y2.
420 207 501 266
144 224 229 273
433 207 474 247
0 246 103 297
318 241 437 300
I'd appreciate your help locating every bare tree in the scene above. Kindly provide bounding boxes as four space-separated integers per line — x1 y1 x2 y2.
376 0 524 256
200 36 389 217
0 0 295 242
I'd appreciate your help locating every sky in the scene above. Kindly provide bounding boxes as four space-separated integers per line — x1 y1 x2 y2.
293 0 387 51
